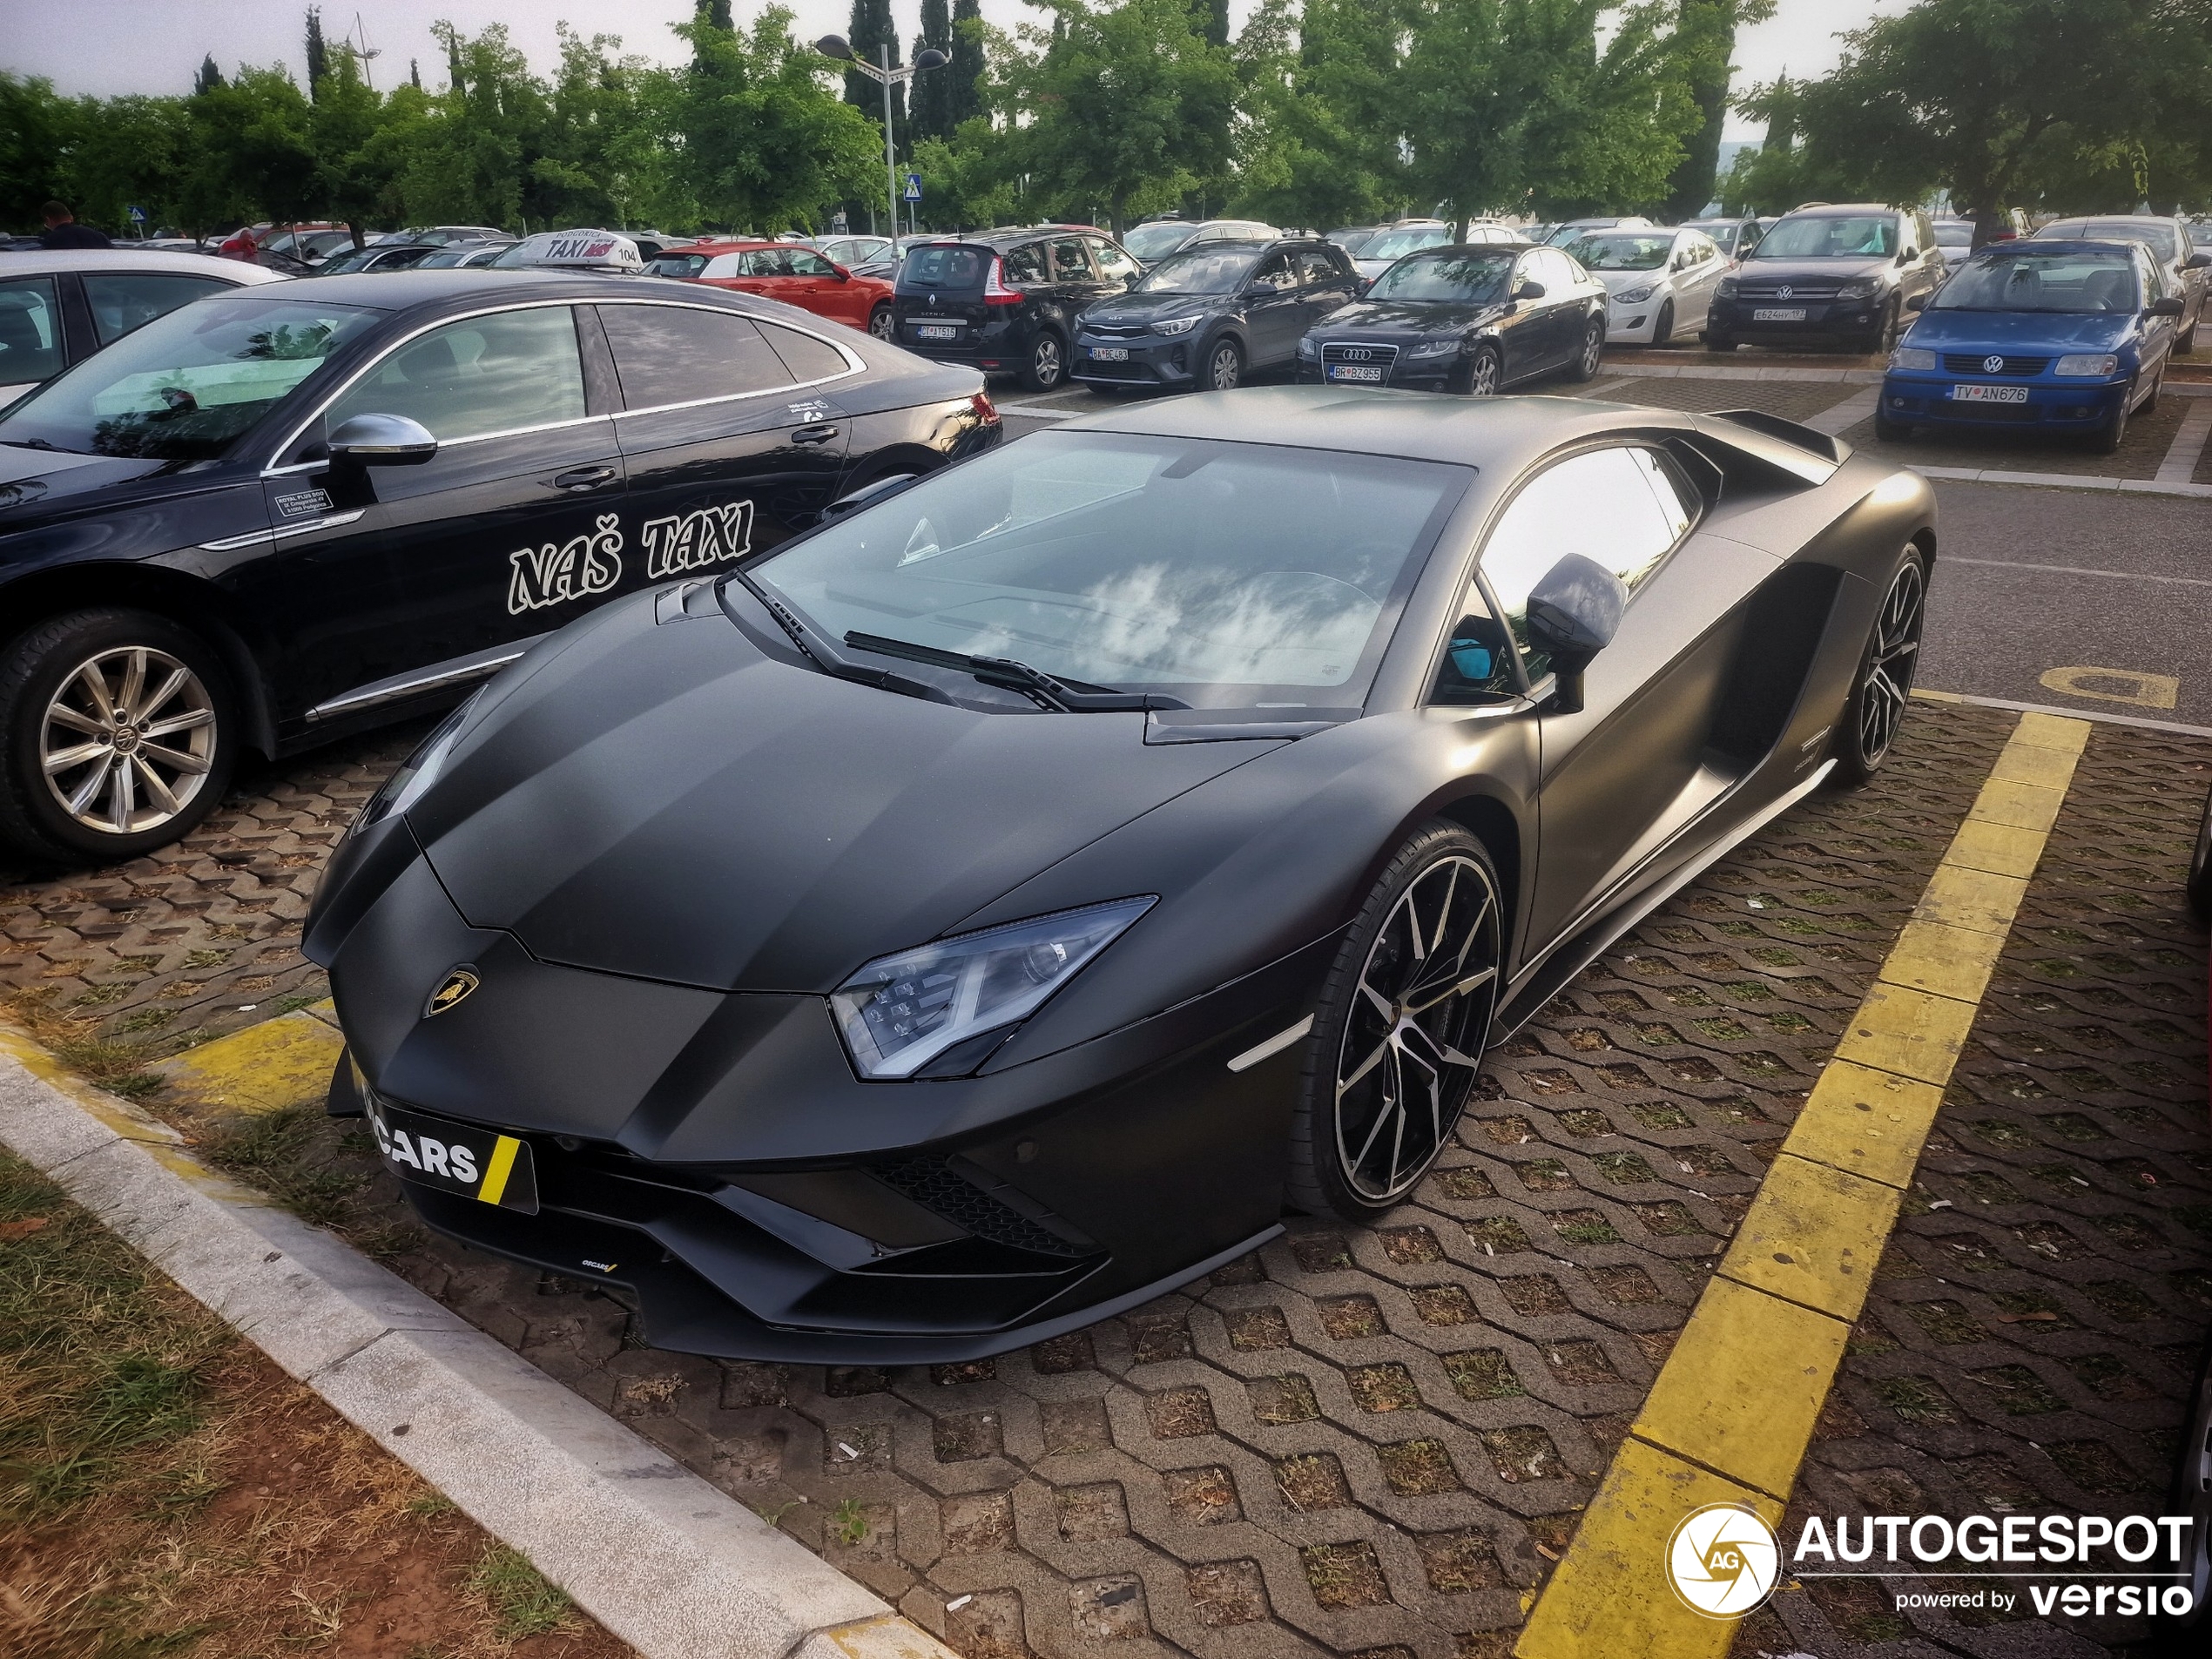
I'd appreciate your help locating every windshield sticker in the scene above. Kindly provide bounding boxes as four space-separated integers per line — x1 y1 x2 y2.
641 501 754 580
274 487 334 519
507 514 625 614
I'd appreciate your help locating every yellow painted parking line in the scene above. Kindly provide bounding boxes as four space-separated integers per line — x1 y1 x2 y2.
1516 710 2089 1659
153 1003 345 1117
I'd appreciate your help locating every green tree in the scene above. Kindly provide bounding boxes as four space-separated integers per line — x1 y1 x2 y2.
910 119 1023 227
1234 0 1411 229
179 65 318 230
913 0 955 141
194 55 226 97
1662 1 1774 219
0 73 76 229
948 0 988 127
304 6 329 98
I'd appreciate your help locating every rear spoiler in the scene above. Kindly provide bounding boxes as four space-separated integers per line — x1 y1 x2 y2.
1705 407 1845 463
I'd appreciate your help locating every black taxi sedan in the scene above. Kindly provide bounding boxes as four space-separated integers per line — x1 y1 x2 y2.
0 270 999 867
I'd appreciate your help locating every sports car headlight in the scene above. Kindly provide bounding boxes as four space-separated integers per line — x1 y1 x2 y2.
1407 338 1463 358
350 694 478 838
1614 285 1656 305
831 898 1156 1079
2054 353 2119 377
1152 314 1204 336
1836 277 1882 300
1890 347 1938 371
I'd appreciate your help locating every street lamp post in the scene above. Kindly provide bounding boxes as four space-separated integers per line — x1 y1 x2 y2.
815 35 948 241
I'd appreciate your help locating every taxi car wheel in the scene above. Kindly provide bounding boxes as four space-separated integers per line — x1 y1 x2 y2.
867 305 894 341
0 608 237 867
1831 549 1925 787
1565 320 1604 382
1206 339 1244 391
1286 824 1503 1222
1022 332 1066 392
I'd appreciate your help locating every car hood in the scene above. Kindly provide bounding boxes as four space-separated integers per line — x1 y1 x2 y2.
1903 309 2133 353
0 442 174 513
1081 292 1226 327
1736 255 1892 283
408 595 1280 995
1311 299 1501 337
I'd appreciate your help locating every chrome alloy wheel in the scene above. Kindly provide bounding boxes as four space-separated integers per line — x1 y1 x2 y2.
1857 558 1925 765
1467 350 1500 396
1332 853 1502 1204
40 646 217 835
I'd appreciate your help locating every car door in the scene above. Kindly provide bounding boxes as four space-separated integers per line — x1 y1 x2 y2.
246 301 629 723
1675 234 1721 327
1477 444 1775 950
78 269 239 356
1498 251 1557 381
598 300 854 583
1240 251 1305 366
786 247 867 327
0 273 68 407
1296 246 1359 334
1048 236 1116 332
1089 236 1142 298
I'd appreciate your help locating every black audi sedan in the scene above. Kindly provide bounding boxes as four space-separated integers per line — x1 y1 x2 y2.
1071 239 1360 392
891 229 1145 391
1295 244 1607 395
0 271 999 867
308 386 1937 1363
1706 203 1949 354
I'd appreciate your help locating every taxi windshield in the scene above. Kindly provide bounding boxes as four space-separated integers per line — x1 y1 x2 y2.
0 294 379 461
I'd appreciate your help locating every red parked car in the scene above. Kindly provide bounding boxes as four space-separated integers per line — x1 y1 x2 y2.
651 239 895 340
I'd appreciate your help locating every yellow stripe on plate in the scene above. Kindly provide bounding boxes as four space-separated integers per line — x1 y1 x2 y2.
477 1135 521 1206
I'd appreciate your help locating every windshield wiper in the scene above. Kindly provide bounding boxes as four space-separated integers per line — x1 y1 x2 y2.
1 437 63 451
845 631 1190 712
727 573 952 704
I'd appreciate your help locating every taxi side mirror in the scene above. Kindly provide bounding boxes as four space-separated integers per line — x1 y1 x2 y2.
328 413 438 466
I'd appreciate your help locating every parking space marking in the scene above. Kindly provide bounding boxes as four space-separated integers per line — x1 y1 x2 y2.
1515 711 2089 1659
1803 386 1881 435
1910 463 2212 499
1941 554 2212 587
153 1001 343 1116
1912 685 2212 738
2035 663 2180 709
2155 394 2212 482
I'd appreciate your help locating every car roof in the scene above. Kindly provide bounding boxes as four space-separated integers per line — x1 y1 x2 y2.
0 249 286 282
1991 239 2144 255
2042 214 2173 225
243 268 748 311
672 239 799 253
1055 384 1689 468
1784 204 1903 218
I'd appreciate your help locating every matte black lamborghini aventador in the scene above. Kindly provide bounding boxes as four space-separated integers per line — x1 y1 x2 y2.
306 386 1935 1362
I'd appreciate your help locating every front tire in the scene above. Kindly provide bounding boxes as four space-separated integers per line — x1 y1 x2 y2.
1020 330 1066 392
2187 783 2212 925
0 607 238 867
1285 824 1504 1221
1831 548 1926 787
1864 301 1899 356
1464 346 1501 397
1564 319 1603 382
2092 386 2131 455
1204 337 1244 391
1652 300 1674 347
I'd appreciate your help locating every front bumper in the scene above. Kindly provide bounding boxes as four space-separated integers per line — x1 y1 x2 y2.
1071 334 1199 387
1878 370 2129 429
1710 295 1886 344
1602 301 1667 342
315 822 1332 1362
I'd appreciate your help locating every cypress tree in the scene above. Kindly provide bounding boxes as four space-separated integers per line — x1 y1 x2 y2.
1206 0 1231 49
408 57 421 91
193 54 225 96
948 0 986 127
304 5 328 95
843 0 904 133
1664 0 1746 220
914 0 953 141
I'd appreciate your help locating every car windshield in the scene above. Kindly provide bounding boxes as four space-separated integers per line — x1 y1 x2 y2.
1931 248 2140 314
1366 251 1513 303
1331 230 1378 256
1933 223 1975 248
0 293 378 460
1132 247 1258 294
1363 227 1451 261
752 432 1467 709
1752 215 1898 258
1686 221 1737 250
1123 223 1196 262
1563 233 1670 272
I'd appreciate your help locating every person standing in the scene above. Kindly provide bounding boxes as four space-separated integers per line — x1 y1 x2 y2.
38 202 112 250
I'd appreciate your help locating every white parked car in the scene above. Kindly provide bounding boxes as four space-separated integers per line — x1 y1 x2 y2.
1556 225 1730 347
0 249 286 409
485 229 644 274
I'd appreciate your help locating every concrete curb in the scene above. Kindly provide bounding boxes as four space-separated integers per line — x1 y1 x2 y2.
0 1030 956 1659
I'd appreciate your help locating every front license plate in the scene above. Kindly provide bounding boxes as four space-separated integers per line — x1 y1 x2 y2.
914 324 961 341
1089 346 1129 361
1952 383 2030 403
367 1094 538 1215
1752 307 1808 321
1327 364 1384 382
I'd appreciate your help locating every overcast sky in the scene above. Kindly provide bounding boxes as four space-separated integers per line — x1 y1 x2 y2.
7 0 1904 138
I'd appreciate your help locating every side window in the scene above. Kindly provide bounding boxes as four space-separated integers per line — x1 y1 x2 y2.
1296 247 1340 286
754 320 851 383
1512 254 1541 293
1253 253 1296 292
1537 249 1577 287
1049 238 1094 281
788 250 837 277
324 306 586 442
0 276 65 387
1002 242 1048 284
1429 578 1520 705
597 304 793 408
81 273 229 348
1478 448 1693 677
1090 239 1141 286
744 249 798 278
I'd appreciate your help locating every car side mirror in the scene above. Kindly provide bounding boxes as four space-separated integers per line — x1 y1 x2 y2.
1123 273 1139 288
2148 296 2186 317
2188 253 2211 270
1526 553 1628 715
1354 278 1372 298
1514 279 1546 301
327 413 437 466
1905 293 1929 312
832 265 851 281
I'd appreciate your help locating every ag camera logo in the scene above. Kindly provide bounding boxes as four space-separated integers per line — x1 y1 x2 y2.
1668 1503 1780 1617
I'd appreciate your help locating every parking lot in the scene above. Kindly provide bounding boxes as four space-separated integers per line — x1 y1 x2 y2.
2 358 2207 1659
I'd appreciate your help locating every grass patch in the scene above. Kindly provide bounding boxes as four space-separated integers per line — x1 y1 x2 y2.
199 1104 365 1229
3 988 169 1099
467 1541 576 1638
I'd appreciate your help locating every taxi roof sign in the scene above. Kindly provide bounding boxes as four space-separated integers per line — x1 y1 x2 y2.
506 229 643 273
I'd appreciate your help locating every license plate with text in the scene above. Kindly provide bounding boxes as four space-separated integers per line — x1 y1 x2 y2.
1752 307 1808 321
367 1093 539 1214
1952 383 2029 403
914 324 960 341
1327 364 1384 382
1089 346 1129 361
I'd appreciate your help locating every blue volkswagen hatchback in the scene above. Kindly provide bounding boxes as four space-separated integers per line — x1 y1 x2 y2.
1878 239 2185 452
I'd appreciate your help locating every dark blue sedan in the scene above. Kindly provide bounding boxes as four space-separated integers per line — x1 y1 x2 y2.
1878 239 2185 453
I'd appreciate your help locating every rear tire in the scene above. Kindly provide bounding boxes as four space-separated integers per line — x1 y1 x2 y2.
1831 548 1926 787
1285 823 1503 1222
867 304 894 341
1021 330 1066 392
0 607 238 867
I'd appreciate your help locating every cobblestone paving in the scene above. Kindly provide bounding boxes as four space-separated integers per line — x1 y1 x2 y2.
1588 374 1861 424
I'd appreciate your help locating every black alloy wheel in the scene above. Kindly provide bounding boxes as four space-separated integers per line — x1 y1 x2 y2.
1831 549 1925 786
1206 337 1244 391
1288 824 1504 1220
0 607 238 866
1653 300 1674 347
867 305 894 341
1565 320 1603 382
1022 331 1066 392
1464 347 1502 397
